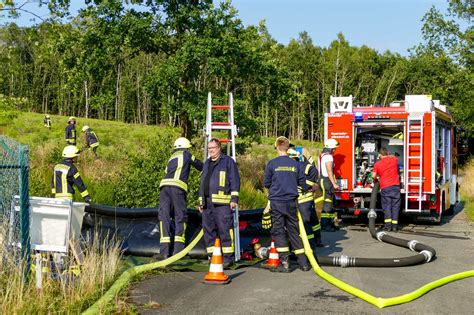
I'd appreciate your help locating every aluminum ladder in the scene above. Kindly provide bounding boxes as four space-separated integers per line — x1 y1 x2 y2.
404 112 424 212
204 92 240 261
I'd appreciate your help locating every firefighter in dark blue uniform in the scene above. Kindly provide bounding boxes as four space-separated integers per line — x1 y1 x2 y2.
81 125 100 158
52 145 91 202
198 138 240 268
65 116 77 145
263 136 311 272
288 148 324 249
44 114 51 129
158 137 203 258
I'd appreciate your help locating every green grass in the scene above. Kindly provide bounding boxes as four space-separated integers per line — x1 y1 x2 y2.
459 159 474 222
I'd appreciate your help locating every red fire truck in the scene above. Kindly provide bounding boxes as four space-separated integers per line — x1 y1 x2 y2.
325 95 459 222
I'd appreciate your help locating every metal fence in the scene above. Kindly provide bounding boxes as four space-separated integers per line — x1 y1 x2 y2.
0 135 30 276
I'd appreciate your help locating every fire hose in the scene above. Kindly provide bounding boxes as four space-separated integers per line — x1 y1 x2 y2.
300 181 474 308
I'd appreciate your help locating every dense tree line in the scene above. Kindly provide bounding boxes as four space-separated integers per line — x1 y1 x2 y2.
1 0 472 139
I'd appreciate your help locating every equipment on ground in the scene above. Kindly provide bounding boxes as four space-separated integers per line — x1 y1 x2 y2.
325 95 458 222
204 92 241 261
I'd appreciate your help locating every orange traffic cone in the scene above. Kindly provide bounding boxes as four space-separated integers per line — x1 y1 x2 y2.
203 238 231 285
264 240 279 268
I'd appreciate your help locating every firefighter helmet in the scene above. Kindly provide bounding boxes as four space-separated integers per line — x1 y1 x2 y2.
82 126 90 132
45 114 50 118
62 145 80 158
68 116 76 122
287 148 300 159
325 138 339 149
174 137 191 149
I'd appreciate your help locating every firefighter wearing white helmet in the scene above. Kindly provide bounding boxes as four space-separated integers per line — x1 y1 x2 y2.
318 138 340 232
174 137 191 149
81 125 100 158
65 116 77 145
52 145 91 203
157 137 203 259
44 114 51 129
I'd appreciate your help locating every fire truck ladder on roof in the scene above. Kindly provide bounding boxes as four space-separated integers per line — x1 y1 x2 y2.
204 92 240 261
405 112 424 213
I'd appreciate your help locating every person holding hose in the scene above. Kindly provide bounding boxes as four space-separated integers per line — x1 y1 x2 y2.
263 136 311 272
158 137 203 259
318 138 340 232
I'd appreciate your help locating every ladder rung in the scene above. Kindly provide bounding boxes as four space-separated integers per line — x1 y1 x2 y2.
408 156 421 159
212 105 230 110
219 138 232 143
407 169 420 172
212 122 231 126
408 143 421 146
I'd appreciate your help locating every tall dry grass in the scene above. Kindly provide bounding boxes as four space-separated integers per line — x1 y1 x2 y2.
459 160 474 221
0 219 122 314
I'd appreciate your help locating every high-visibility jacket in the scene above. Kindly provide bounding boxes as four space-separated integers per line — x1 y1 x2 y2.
65 124 76 145
160 149 203 192
51 159 90 201
199 154 240 205
84 130 99 148
298 160 318 203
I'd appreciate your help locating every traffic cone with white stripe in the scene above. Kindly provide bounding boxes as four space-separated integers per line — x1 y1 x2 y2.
264 240 279 268
203 238 231 285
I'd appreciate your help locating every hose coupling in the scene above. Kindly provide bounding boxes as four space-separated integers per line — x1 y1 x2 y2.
376 231 386 242
420 250 433 262
408 240 419 251
367 209 377 219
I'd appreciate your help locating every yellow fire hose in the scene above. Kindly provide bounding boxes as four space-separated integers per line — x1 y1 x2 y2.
82 230 204 314
296 211 474 308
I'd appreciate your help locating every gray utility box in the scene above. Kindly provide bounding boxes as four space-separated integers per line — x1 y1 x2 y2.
9 196 87 253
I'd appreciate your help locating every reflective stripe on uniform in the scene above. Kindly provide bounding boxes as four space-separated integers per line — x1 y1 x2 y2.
294 248 305 255
73 172 80 179
391 220 398 224
222 228 235 254
55 193 73 199
312 224 321 231
80 190 89 197
159 178 188 191
90 142 99 148
211 192 231 204
219 171 226 187
276 247 290 253
206 247 214 254
307 234 314 239
174 236 185 243
385 218 392 223
231 191 239 196
298 191 314 203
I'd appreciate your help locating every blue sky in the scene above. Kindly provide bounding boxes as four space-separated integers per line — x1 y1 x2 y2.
3 0 450 56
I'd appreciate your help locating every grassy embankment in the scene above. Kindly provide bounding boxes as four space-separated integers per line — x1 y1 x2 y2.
459 160 474 221
0 110 324 312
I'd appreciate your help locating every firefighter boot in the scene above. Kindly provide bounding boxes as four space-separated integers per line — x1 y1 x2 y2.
271 257 290 273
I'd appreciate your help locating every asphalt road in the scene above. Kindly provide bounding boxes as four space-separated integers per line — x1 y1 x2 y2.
129 206 474 314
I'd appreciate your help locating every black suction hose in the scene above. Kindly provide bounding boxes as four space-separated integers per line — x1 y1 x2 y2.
316 181 436 267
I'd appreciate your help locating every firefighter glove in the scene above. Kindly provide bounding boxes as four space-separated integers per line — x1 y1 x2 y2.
261 213 272 230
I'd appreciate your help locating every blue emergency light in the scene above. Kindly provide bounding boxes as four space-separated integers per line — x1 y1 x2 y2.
295 146 304 161
354 112 363 121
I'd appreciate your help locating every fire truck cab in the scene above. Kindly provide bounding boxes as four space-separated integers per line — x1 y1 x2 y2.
325 95 458 222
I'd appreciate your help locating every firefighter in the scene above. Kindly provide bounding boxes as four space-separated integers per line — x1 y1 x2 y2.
44 114 51 129
65 116 77 145
198 138 240 268
158 137 203 259
372 147 400 231
288 148 324 249
318 138 340 232
52 145 91 203
263 136 311 272
81 126 100 158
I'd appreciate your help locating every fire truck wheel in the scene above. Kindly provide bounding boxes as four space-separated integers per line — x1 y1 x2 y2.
434 194 445 224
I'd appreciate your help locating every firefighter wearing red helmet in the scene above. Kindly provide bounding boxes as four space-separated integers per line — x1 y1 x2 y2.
318 138 340 232
158 137 203 259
